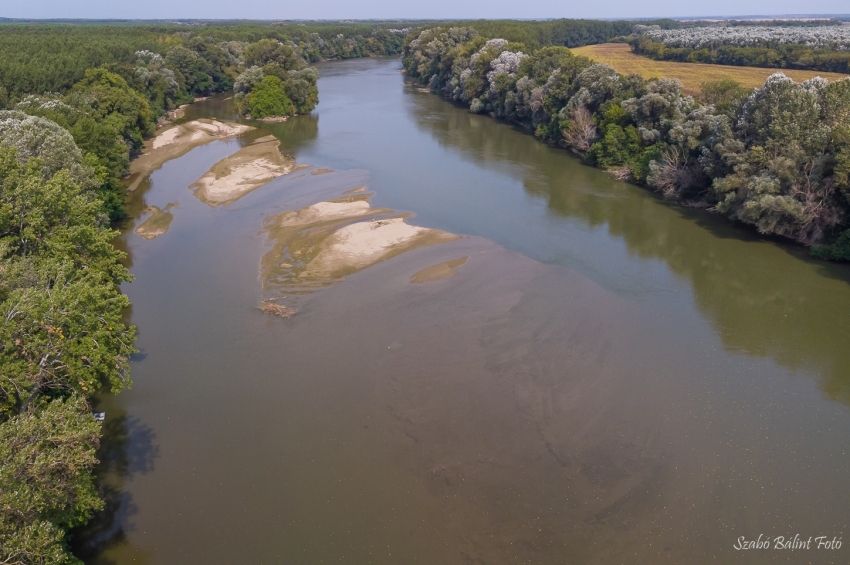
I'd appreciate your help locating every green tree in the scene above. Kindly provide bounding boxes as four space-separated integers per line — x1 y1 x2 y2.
68 68 154 155
0 148 134 411
0 396 103 564
245 75 295 119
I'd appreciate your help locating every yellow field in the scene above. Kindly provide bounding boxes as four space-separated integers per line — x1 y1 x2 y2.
571 43 849 94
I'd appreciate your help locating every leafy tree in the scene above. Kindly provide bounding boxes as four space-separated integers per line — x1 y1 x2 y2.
0 148 134 411
244 39 306 71
68 68 154 155
699 79 749 117
166 45 216 96
282 68 319 115
0 396 102 563
245 75 295 118
0 111 87 181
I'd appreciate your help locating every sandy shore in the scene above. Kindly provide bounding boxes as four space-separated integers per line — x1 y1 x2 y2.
127 119 253 191
191 135 296 206
262 191 457 292
134 204 176 240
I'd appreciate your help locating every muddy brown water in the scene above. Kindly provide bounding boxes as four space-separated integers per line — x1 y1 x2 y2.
77 59 850 564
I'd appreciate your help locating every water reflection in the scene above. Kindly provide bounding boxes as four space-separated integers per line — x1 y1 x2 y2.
71 404 158 563
184 96 320 156
407 86 850 405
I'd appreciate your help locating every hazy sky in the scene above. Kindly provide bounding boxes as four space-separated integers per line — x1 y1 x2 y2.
3 0 848 20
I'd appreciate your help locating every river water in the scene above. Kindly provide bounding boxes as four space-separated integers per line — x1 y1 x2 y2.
80 58 850 564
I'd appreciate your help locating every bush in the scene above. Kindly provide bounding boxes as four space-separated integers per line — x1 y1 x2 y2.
245 75 295 118
812 229 850 261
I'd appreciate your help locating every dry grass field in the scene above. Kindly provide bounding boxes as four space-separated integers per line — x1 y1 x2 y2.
571 43 849 94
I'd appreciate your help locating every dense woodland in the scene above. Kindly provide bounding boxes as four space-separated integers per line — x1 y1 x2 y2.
403 27 850 260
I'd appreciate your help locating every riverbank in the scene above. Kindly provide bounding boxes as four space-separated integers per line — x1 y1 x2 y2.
403 28 850 261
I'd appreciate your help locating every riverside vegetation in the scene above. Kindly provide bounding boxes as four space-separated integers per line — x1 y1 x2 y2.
403 26 850 259
0 21 404 562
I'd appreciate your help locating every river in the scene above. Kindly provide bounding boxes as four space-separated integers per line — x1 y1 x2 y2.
78 58 850 564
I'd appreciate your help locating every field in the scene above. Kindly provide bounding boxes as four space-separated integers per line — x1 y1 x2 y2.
571 43 849 94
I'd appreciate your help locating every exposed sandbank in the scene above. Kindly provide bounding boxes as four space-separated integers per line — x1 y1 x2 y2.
276 198 374 227
134 204 176 240
262 191 457 293
410 256 469 283
191 135 297 205
127 119 253 191
306 218 456 278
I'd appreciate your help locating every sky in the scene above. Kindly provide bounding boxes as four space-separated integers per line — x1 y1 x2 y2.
2 0 848 20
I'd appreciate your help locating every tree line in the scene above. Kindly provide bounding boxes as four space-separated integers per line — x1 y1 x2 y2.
0 22 404 562
632 35 850 75
404 27 850 261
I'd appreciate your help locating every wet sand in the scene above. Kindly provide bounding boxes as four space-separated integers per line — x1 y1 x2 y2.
409 256 469 283
127 119 253 191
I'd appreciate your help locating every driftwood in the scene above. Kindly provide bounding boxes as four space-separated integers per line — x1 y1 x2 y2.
258 300 296 318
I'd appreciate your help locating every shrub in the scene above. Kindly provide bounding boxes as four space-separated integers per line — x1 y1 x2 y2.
245 75 295 118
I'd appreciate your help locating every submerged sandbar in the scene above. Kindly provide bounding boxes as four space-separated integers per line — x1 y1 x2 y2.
134 204 176 240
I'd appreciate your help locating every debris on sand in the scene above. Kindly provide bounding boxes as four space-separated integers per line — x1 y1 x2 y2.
258 299 296 318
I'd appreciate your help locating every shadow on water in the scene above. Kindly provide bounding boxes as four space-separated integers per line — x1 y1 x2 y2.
70 404 159 563
406 86 850 406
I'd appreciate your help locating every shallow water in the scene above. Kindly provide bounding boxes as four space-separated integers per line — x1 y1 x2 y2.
79 58 850 564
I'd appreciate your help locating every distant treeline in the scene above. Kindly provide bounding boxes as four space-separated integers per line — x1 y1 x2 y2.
633 36 850 75
457 19 679 47
404 27 850 261
0 22 406 98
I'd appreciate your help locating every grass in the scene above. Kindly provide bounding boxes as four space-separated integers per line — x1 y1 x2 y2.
571 43 849 94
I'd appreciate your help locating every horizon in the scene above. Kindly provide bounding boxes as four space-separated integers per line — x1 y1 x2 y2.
2 14 850 24
4 0 850 21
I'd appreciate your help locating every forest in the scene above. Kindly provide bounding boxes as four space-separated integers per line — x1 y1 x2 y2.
403 26 850 260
